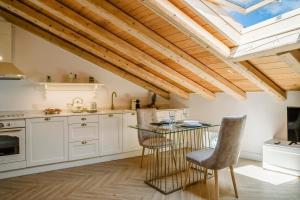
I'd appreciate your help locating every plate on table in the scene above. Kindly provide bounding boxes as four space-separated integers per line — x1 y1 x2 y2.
150 119 172 126
179 120 203 127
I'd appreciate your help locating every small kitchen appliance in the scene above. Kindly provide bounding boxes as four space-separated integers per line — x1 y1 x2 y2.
71 97 84 113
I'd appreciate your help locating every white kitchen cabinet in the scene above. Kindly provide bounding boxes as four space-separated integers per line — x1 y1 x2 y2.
68 122 99 142
123 112 141 152
69 140 99 161
26 117 68 167
99 113 123 155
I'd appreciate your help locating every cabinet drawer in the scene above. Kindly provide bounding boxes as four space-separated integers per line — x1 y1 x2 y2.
69 140 99 161
69 123 99 142
68 115 98 124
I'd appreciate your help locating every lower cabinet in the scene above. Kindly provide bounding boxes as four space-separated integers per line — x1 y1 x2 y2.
123 112 141 152
99 113 123 155
69 140 99 161
68 119 99 161
26 117 68 167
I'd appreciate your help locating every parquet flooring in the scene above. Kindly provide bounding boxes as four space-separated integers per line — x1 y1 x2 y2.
0 158 299 200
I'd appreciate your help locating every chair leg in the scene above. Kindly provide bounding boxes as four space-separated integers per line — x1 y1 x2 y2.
203 168 208 183
140 147 145 168
214 170 219 200
230 166 238 198
183 162 192 190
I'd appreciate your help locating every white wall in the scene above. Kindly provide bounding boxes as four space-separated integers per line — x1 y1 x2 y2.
171 92 300 160
0 25 169 111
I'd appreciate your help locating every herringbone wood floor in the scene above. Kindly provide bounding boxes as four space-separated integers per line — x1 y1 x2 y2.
0 157 299 200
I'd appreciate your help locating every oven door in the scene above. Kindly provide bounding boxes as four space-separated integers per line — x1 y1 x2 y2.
0 128 25 164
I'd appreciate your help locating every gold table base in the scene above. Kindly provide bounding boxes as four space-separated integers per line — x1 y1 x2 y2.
144 127 212 194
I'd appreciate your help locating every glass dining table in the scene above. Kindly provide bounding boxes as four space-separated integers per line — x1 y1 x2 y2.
130 122 219 194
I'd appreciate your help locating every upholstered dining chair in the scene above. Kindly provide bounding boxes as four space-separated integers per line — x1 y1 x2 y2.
136 108 174 168
184 115 247 200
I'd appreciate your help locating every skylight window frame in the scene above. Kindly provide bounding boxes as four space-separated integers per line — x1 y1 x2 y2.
208 0 276 14
183 0 300 60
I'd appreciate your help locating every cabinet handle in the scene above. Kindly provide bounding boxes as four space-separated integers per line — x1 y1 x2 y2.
81 117 86 121
81 140 87 144
81 123 87 127
108 114 113 117
44 117 51 121
131 113 135 115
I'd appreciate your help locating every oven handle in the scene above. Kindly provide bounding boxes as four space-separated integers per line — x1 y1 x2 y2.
0 128 24 133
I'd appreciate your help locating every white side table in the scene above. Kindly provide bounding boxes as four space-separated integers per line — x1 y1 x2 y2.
263 139 300 176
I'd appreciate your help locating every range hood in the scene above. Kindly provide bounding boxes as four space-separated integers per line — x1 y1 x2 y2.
0 62 25 80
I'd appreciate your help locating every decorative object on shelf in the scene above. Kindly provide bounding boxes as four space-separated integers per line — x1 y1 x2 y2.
43 108 61 115
71 97 84 113
86 102 97 113
89 76 95 83
46 75 51 82
147 92 157 108
67 73 77 83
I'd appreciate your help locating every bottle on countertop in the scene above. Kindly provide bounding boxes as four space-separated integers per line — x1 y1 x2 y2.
136 99 140 109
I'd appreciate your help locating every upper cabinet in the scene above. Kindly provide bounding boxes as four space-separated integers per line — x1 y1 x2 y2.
26 117 68 167
99 114 123 156
0 21 12 62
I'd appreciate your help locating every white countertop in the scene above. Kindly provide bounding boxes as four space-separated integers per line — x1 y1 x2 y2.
0 108 188 120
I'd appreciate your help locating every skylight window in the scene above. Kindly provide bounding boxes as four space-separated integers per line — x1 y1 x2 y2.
223 0 300 27
227 0 263 8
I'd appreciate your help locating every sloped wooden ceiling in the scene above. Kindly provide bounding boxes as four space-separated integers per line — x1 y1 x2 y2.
0 0 299 101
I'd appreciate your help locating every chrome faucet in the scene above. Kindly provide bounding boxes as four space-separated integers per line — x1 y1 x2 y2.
111 91 117 110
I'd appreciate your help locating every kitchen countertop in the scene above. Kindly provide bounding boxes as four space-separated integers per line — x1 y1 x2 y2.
0 108 188 120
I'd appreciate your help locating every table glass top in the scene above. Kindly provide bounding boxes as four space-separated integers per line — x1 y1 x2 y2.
129 122 218 134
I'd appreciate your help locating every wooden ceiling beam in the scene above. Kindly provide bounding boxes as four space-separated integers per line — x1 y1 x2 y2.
236 61 286 101
278 50 300 74
26 0 215 100
72 0 246 100
0 9 170 99
141 0 230 57
0 0 189 99
142 0 287 100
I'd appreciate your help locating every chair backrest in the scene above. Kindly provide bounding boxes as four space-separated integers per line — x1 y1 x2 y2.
210 115 247 169
136 108 158 146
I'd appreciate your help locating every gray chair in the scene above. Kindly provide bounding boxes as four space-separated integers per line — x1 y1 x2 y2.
137 108 174 168
184 115 247 200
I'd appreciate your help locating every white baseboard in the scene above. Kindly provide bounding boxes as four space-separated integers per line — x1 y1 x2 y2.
240 150 262 161
0 150 141 179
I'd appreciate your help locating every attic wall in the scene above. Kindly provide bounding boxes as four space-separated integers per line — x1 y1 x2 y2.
0 25 169 111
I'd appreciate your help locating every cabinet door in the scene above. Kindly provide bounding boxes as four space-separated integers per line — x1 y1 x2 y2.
123 112 141 152
69 140 99 161
69 122 99 142
26 117 68 167
99 114 123 155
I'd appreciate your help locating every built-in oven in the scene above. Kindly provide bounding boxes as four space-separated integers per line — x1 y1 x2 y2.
0 120 25 164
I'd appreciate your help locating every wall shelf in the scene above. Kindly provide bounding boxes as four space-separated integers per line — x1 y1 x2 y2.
39 82 103 91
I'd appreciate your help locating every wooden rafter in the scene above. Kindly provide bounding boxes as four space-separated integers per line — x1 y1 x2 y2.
142 0 287 100
25 0 215 100
278 50 300 74
0 0 189 99
0 9 170 99
236 61 286 101
72 0 246 100
141 0 230 57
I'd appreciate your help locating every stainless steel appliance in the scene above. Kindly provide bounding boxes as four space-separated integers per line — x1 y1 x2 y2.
0 119 26 168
